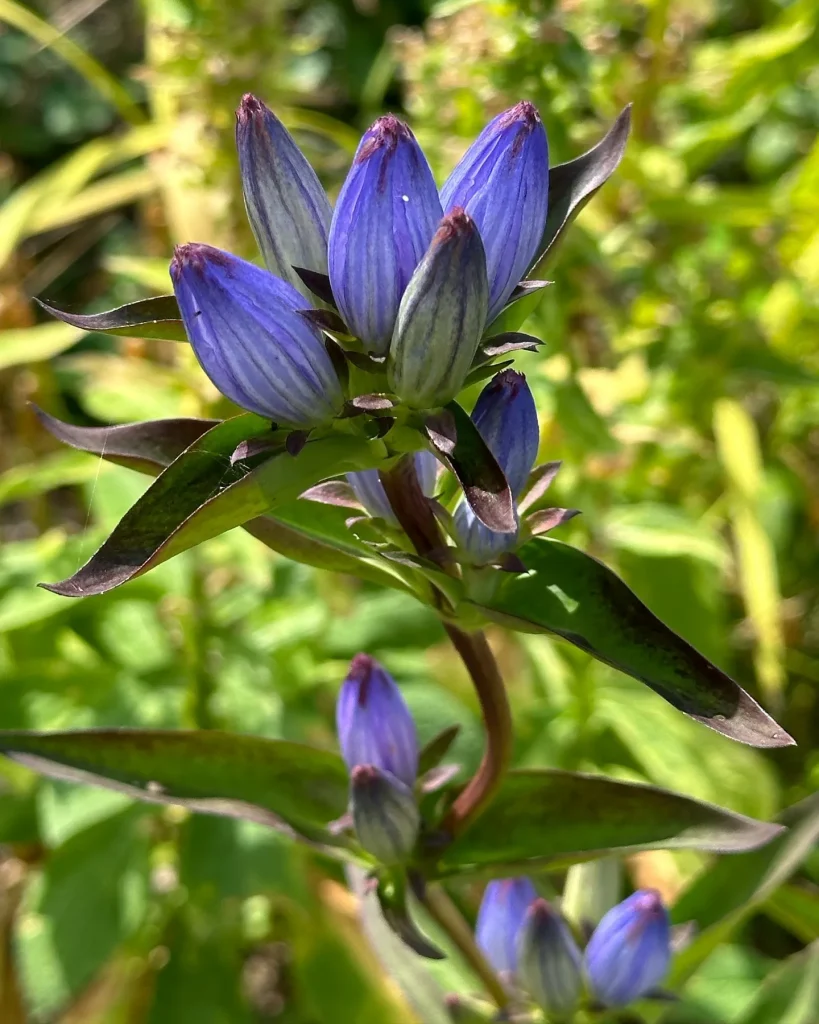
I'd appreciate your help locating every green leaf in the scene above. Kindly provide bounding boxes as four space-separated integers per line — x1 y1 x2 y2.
41 420 388 597
13 806 150 1020
0 322 85 370
765 884 819 944
531 105 632 273
37 295 187 343
473 537 793 748
0 728 349 843
35 407 218 474
733 944 819 1024
434 768 783 877
36 410 411 593
425 401 515 533
668 794 819 985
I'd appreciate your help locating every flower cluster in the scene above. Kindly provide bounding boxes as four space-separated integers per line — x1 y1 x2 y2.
171 95 549 426
476 877 672 1014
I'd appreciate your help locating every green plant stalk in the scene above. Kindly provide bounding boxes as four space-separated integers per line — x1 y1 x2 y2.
379 457 514 838
421 883 510 1012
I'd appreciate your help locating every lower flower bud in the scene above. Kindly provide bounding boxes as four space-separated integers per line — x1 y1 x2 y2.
517 899 583 1017
350 764 420 865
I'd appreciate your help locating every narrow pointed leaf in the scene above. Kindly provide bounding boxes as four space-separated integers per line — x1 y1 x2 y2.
293 266 336 307
34 410 411 594
473 537 793 748
35 407 218 473
527 507 580 535
476 332 543 361
488 280 552 334
418 725 461 777
0 729 348 843
435 769 784 877
530 105 632 274
424 401 515 533
37 295 187 342
519 461 562 513
41 417 386 597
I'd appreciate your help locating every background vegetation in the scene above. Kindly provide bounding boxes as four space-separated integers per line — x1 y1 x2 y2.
0 0 817 1020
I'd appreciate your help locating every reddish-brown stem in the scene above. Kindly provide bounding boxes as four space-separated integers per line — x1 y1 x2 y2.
379 456 513 838
440 625 513 836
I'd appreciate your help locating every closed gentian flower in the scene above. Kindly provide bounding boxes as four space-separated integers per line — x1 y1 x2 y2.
585 889 671 1007
348 449 439 525
336 654 418 787
387 209 489 409
475 877 537 978
236 94 332 299
454 369 539 563
441 102 549 321
171 244 343 427
350 764 420 865
328 115 442 354
517 899 583 1017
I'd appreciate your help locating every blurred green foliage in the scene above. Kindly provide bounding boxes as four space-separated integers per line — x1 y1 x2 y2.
0 0 817 1020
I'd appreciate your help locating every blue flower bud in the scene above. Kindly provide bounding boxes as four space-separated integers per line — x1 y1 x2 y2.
441 102 549 321
236 94 332 299
584 889 671 1007
336 654 418 787
171 244 343 427
454 370 539 563
387 209 489 409
348 450 439 525
517 899 583 1016
475 877 537 977
328 115 442 354
350 764 419 865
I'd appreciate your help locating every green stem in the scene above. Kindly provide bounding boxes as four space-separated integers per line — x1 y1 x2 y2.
422 883 510 1012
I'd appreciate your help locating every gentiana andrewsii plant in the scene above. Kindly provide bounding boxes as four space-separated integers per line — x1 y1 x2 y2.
14 91 800 1020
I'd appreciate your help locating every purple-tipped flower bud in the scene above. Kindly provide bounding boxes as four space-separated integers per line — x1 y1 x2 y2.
441 102 549 321
350 764 419 865
387 209 489 409
328 115 442 354
517 899 583 1016
584 889 671 1007
348 450 438 525
475 877 537 977
171 244 343 426
236 95 332 299
454 370 539 563
336 654 418 787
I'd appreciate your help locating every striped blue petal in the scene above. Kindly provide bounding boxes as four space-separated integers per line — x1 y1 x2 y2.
328 115 442 355
336 654 419 787
171 243 343 426
236 94 332 299
585 889 671 1007
441 102 549 321
475 877 538 977
517 899 583 1016
387 209 488 409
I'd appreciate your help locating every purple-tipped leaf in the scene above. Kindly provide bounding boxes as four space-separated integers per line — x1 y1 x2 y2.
36 295 186 342
473 537 794 748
